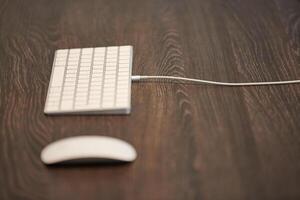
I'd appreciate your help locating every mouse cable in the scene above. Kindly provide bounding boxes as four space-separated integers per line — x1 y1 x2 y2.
131 75 300 87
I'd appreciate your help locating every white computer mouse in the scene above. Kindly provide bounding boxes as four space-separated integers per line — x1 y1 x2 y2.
41 136 137 165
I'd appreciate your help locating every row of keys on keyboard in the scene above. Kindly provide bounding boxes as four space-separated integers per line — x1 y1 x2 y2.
44 46 133 114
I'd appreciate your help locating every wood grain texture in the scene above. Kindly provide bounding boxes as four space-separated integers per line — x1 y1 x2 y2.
0 0 300 199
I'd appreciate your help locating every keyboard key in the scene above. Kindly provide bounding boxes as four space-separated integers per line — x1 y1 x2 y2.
51 67 65 87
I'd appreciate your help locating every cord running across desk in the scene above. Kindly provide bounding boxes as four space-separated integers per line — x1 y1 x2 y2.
131 75 300 87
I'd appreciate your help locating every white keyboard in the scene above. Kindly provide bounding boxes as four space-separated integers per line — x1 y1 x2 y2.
44 46 133 114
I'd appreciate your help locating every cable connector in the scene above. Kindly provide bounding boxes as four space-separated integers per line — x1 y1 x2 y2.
131 75 141 81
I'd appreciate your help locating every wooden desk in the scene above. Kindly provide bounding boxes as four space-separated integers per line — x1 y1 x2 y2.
0 0 299 199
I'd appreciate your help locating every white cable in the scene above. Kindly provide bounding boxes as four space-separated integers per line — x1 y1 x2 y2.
131 75 300 87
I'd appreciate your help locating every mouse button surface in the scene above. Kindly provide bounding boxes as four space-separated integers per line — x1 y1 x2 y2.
41 136 137 164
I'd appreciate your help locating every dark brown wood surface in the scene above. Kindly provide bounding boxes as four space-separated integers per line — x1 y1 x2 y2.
0 0 300 199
